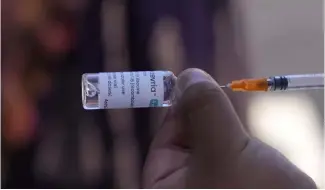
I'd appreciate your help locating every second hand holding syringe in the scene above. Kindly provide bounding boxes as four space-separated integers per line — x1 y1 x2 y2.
221 73 324 92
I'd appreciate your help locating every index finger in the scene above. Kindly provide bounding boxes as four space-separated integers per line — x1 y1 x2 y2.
142 108 189 188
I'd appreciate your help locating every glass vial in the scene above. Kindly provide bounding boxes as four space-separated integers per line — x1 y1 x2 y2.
81 71 177 110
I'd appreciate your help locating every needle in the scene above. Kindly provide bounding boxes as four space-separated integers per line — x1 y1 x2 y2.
219 85 228 88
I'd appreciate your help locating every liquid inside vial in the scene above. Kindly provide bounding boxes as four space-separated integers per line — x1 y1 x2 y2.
82 71 177 110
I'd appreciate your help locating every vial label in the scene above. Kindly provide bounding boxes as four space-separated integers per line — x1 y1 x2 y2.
98 71 164 109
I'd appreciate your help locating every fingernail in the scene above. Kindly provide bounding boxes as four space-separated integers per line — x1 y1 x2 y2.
175 68 217 99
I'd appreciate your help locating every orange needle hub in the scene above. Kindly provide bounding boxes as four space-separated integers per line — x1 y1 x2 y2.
228 78 269 91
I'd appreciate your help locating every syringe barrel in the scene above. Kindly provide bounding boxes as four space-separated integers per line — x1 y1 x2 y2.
268 73 324 91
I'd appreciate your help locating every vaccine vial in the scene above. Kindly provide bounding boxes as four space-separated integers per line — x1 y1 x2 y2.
82 71 177 110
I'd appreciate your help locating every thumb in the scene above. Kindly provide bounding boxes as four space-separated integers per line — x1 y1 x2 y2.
175 68 250 187
175 68 249 160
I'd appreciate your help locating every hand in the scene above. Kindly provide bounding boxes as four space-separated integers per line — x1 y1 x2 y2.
143 68 316 188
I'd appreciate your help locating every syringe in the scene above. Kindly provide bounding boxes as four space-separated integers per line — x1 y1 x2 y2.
221 73 324 92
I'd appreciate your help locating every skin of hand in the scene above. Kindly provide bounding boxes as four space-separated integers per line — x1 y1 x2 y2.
142 68 317 188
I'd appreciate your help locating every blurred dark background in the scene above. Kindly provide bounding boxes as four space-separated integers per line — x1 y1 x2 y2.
1 0 323 188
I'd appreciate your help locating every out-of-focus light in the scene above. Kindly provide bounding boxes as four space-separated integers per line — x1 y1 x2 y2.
247 93 323 188
149 17 184 74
